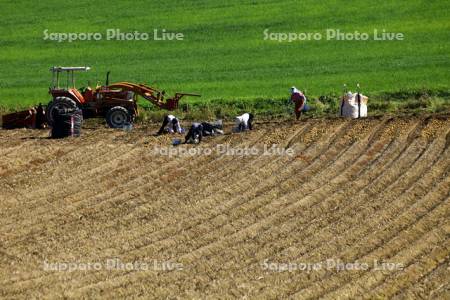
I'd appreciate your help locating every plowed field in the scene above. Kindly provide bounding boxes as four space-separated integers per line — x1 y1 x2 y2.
0 115 449 298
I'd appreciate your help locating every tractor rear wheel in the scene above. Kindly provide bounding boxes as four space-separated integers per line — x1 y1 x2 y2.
106 106 131 128
46 97 78 126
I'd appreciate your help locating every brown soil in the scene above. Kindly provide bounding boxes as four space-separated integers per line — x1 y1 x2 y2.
0 115 449 298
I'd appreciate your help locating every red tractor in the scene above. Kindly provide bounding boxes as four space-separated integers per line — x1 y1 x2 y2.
46 66 200 128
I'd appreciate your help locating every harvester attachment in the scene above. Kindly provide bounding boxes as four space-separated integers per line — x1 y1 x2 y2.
107 82 200 110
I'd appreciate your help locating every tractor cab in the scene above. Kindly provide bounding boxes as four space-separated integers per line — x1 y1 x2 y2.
49 66 91 105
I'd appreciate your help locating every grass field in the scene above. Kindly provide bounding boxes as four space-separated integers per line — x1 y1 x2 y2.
0 0 449 110
0 116 449 298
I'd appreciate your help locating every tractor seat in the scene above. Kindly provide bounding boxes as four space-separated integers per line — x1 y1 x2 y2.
82 87 94 102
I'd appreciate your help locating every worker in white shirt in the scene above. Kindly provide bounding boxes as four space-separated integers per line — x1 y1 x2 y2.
234 113 254 132
157 114 183 135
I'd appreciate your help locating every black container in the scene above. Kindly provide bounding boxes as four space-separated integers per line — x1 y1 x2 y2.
51 108 83 138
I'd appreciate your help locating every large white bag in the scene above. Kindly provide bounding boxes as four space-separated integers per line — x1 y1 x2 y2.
340 92 368 118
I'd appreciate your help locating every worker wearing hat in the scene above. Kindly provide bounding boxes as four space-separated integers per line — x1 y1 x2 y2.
290 86 309 120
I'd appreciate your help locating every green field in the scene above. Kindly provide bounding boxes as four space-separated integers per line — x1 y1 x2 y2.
0 0 449 110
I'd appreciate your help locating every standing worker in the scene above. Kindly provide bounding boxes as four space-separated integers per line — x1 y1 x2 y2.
290 87 309 120
35 103 46 129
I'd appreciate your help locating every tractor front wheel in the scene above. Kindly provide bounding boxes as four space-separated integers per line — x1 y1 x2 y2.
46 96 78 126
106 106 131 128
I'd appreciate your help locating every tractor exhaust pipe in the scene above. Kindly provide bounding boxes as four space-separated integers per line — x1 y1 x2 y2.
106 71 110 86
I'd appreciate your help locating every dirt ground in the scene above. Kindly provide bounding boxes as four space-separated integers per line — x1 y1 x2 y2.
0 115 449 299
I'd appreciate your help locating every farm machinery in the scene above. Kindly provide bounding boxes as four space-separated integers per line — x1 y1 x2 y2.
46 66 200 128
2 66 200 129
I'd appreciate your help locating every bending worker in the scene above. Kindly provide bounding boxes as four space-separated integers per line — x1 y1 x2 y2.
234 113 254 132
184 122 203 144
201 120 224 136
290 86 309 120
157 114 183 135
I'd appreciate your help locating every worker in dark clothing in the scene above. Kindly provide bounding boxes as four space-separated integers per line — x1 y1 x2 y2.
35 103 46 129
201 120 224 136
184 122 203 144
